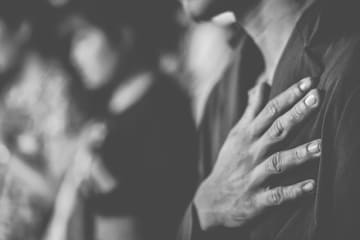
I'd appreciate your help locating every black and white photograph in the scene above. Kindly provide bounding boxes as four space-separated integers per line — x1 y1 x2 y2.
0 0 358 239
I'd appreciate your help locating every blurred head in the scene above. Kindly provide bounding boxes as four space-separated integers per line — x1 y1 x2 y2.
63 0 182 90
67 16 130 90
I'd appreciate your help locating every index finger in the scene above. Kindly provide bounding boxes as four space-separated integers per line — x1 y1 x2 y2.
251 77 313 135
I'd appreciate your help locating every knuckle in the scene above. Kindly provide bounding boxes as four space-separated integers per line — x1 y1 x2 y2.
294 149 302 160
294 148 304 161
288 187 301 199
268 152 283 173
269 119 284 138
266 101 279 117
270 188 285 205
290 104 303 121
275 119 284 133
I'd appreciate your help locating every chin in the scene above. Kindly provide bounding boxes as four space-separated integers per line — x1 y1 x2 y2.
182 0 233 21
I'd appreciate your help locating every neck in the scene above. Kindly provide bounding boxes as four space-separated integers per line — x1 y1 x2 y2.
236 0 314 83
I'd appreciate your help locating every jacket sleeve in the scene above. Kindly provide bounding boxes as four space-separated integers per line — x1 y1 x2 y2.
177 203 204 240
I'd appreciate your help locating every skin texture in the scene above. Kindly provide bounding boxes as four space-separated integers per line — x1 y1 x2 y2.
194 78 321 230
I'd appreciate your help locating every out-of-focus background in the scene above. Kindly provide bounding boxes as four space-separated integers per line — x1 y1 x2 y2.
0 0 234 239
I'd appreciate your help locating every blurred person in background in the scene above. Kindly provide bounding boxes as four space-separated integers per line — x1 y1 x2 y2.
0 1 105 239
59 0 198 239
0 1 66 239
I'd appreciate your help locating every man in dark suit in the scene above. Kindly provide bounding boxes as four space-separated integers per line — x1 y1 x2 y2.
178 0 360 239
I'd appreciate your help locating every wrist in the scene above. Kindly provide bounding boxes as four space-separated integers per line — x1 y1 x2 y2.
193 182 220 231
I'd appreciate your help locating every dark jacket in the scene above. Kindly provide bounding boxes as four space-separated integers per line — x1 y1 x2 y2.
92 75 198 240
178 1 360 239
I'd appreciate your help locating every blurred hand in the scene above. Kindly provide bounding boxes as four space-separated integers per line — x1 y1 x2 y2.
194 77 321 230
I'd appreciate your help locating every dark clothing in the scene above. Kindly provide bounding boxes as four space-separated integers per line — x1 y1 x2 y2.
93 75 197 240
178 1 360 240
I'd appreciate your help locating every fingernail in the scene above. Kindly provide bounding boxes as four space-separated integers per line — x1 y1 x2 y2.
305 94 317 106
307 141 321 153
299 78 312 91
302 181 315 192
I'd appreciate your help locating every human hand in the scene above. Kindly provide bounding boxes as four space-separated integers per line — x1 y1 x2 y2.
194 77 320 230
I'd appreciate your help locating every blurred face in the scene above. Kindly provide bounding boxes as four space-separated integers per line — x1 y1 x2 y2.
70 21 119 90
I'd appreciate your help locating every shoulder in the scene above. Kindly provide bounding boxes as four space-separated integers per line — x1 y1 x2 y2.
320 31 360 138
317 29 360 123
324 30 360 94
